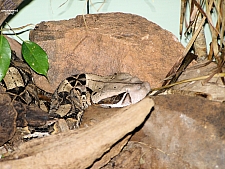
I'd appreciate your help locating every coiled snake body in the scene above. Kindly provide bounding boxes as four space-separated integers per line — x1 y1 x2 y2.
0 52 150 140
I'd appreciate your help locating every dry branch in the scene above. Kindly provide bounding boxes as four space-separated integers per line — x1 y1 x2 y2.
0 0 23 26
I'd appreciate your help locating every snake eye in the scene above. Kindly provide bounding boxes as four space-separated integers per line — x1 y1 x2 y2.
92 91 97 96
98 92 125 104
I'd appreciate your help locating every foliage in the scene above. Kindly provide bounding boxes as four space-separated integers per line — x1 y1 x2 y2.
0 30 49 81
22 41 49 77
0 35 11 81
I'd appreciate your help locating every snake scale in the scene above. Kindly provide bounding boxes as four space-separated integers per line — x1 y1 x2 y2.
0 51 150 141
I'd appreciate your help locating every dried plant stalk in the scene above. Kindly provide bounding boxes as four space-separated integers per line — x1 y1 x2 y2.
180 0 224 60
180 0 187 37
221 1 225 47
193 12 207 61
206 0 219 59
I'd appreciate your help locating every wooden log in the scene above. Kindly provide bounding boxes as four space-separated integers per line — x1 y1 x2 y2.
0 97 154 169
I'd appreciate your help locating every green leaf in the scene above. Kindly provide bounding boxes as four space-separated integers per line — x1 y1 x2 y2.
0 35 11 81
22 41 49 77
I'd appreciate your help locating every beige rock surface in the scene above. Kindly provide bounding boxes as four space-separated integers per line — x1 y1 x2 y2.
172 61 225 102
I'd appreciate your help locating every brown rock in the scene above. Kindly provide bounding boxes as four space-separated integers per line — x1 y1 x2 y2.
30 12 184 93
102 142 144 169
112 95 225 169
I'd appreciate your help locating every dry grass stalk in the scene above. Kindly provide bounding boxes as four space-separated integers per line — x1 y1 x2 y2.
180 0 224 61
161 0 225 89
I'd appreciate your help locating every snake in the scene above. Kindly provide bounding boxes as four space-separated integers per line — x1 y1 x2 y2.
0 51 150 143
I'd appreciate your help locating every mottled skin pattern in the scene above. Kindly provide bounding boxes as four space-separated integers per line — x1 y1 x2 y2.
49 74 89 128
49 73 151 128
1 53 150 139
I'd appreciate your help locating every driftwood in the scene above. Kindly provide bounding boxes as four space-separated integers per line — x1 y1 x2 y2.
0 93 17 146
0 0 24 25
0 97 154 169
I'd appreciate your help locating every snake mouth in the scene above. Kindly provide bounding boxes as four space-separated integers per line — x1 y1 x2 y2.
97 92 126 105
